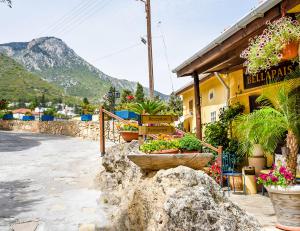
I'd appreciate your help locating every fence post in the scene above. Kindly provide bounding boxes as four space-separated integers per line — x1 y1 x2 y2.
99 106 105 156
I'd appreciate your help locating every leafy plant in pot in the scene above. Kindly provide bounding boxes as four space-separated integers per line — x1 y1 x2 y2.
178 133 202 153
235 79 300 230
140 139 179 154
117 121 139 142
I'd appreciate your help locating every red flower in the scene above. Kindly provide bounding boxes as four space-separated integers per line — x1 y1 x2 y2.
126 95 134 100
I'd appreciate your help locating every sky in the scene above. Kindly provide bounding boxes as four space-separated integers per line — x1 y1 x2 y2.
0 0 260 95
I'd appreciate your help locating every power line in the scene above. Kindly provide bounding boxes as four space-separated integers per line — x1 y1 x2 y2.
57 0 112 36
92 42 143 62
38 0 96 36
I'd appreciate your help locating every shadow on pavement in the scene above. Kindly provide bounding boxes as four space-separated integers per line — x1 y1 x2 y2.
0 179 41 219
0 131 70 152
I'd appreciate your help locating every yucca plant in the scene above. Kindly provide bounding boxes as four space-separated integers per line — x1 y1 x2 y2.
128 99 166 115
235 77 300 181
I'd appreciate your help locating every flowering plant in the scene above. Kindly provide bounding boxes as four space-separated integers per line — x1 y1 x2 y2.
208 161 222 184
241 17 300 74
126 95 135 101
257 165 294 187
117 121 139 132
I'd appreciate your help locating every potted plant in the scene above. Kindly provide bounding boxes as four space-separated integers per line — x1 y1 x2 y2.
241 17 300 74
140 139 179 154
22 111 35 121
41 109 55 121
81 98 94 121
235 80 300 230
2 110 13 120
118 121 139 142
178 133 202 153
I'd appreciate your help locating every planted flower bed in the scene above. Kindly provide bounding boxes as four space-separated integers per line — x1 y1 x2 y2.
117 121 139 142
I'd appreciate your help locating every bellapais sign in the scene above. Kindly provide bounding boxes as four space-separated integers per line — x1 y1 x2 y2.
243 61 298 89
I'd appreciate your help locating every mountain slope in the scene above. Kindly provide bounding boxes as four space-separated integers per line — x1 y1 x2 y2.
0 53 77 103
0 37 167 102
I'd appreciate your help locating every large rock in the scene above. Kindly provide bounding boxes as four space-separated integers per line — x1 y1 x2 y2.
98 142 262 231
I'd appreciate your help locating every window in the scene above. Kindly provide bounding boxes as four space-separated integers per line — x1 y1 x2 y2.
208 89 215 101
188 100 193 114
211 111 217 122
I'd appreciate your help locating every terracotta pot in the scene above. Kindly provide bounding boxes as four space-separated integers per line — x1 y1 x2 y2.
151 149 179 154
229 175 244 191
281 41 299 61
267 185 300 231
252 144 264 157
120 131 139 142
248 156 266 176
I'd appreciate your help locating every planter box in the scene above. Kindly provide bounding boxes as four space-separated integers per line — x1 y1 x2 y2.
22 115 35 121
115 110 139 120
128 153 213 171
120 131 139 142
41 115 54 121
81 114 92 121
2 114 13 120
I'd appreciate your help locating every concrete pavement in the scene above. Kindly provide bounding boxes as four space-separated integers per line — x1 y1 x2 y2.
0 131 110 231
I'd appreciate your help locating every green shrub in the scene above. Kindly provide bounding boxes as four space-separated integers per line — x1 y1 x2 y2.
140 139 179 153
44 108 55 116
178 134 202 151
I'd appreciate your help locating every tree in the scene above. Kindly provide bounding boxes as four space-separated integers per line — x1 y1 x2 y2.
40 94 46 107
235 78 300 181
83 97 89 105
102 86 116 112
128 99 166 115
18 98 25 108
0 0 12 7
167 92 183 116
120 89 133 104
135 83 145 103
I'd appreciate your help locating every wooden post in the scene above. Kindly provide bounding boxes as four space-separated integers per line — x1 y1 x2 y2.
193 71 202 139
99 106 105 155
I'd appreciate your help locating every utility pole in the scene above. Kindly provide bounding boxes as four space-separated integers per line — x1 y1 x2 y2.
139 0 154 99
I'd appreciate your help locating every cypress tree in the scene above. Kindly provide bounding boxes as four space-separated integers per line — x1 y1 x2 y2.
135 83 145 103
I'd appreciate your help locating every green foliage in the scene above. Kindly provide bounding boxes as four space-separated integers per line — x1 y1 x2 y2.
43 108 55 116
135 82 145 103
0 99 8 110
166 92 183 116
204 121 229 148
128 99 166 115
234 81 300 155
219 103 245 125
0 54 78 103
83 97 89 105
241 17 300 74
25 111 32 116
140 139 179 153
178 134 202 151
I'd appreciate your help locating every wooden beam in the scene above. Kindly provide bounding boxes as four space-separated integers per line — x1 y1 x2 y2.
177 5 281 76
193 71 202 139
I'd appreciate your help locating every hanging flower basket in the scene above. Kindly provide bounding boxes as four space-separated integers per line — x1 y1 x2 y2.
281 41 299 61
241 17 300 74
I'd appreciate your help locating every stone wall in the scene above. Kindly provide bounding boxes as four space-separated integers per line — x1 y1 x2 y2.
0 120 101 140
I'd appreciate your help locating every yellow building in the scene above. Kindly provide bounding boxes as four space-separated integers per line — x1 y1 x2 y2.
174 0 300 137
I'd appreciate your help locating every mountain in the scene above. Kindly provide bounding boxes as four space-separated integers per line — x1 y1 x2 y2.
0 37 167 102
0 53 78 103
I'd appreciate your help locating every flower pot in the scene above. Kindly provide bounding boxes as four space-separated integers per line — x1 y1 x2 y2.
248 156 266 176
267 185 300 230
22 115 35 121
229 175 244 191
2 114 13 120
120 131 139 142
115 110 139 120
81 114 92 121
253 144 264 157
151 149 179 154
281 41 299 61
41 115 54 121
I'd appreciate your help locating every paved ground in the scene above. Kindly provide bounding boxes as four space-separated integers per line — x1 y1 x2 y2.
0 131 110 231
229 193 280 231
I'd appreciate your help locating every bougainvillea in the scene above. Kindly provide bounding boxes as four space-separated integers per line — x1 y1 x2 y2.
241 17 300 74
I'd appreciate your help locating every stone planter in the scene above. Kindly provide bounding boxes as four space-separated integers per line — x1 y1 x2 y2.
267 185 300 230
281 41 299 61
120 131 139 142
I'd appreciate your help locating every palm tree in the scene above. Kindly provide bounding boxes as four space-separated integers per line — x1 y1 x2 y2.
235 78 300 181
128 99 166 115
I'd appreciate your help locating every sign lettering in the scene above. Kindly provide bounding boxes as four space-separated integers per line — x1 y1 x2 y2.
139 126 175 135
141 115 178 124
243 62 298 89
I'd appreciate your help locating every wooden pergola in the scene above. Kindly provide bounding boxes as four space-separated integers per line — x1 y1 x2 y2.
173 0 300 139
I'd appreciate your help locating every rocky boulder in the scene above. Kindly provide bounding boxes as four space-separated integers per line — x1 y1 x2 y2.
98 142 262 231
